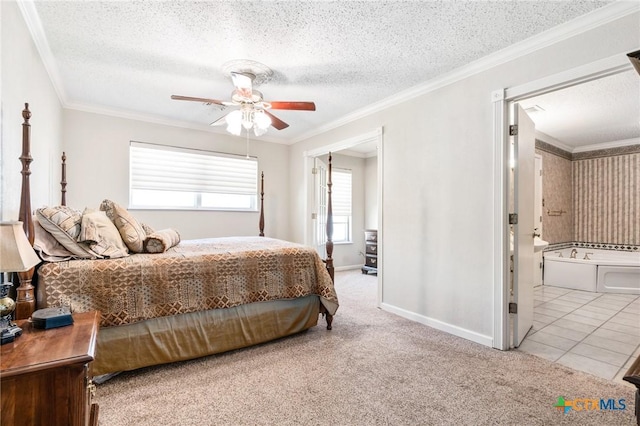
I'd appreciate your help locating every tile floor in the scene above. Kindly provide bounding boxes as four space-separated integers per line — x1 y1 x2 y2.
517 285 640 386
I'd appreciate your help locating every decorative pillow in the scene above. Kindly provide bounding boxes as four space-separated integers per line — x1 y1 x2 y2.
33 217 75 262
36 206 97 258
144 229 181 253
140 222 155 235
79 209 129 258
100 199 146 253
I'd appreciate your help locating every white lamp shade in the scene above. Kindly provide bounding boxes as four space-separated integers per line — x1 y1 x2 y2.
225 110 242 136
254 110 271 129
0 221 40 272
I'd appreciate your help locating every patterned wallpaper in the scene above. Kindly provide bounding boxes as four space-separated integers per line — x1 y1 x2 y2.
535 148 573 244
536 141 640 246
573 152 640 245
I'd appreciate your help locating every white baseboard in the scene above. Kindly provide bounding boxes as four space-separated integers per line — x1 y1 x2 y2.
335 264 363 272
380 303 493 347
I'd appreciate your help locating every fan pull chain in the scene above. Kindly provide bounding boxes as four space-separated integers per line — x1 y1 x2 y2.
246 130 250 159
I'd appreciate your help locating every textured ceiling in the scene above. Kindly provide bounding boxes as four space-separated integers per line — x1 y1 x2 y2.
520 70 640 149
28 0 625 145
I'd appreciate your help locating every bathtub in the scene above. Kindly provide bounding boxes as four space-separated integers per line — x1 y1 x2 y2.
543 248 640 294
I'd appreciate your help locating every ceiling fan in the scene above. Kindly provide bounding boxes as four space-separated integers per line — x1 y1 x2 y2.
171 71 315 136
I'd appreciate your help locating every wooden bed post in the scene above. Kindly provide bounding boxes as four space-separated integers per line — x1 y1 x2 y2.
259 171 264 237
61 152 67 206
15 103 36 320
321 152 334 330
325 153 334 282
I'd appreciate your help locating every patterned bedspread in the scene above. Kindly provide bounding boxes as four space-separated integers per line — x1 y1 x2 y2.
37 237 339 328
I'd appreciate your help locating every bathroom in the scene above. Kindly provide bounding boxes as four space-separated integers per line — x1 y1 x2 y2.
523 70 640 295
515 68 640 381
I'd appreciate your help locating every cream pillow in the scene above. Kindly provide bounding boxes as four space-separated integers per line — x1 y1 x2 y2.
144 229 181 253
79 209 129 258
33 217 74 262
36 206 97 258
140 222 155 235
100 199 146 253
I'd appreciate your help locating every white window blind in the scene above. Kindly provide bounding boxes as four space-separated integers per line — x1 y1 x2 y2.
130 141 258 210
332 169 352 216
330 168 352 243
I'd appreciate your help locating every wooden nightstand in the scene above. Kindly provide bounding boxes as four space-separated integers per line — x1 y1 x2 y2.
1 311 100 426
362 229 378 275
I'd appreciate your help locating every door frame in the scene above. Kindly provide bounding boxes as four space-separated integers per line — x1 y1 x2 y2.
491 53 633 350
302 127 384 306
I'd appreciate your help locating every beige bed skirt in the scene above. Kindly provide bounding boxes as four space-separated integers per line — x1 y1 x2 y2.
93 295 320 376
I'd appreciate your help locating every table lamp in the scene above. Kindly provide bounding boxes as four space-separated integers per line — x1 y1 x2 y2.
0 221 41 344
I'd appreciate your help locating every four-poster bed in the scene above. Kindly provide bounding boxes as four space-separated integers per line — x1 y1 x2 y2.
12 103 337 376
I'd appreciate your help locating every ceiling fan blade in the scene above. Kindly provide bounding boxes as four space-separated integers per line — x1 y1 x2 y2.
171 95 225 106
264 111 289 130
269 101 316 111
231 72 253 99
628 49 640 76
210 114 228 126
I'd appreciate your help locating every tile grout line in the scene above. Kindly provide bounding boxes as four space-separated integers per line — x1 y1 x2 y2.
529 287 640 379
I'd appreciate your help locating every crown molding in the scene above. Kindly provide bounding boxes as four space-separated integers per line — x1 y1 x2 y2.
17 0 67 104
18 0 639 146
537 132 640 156
291 1 640 144
65 101 288 145
535 131 574 153
572 137 640 153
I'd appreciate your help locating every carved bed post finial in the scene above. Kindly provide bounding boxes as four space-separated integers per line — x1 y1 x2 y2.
259 171 265 237
61 152 67 206
16 103 36 319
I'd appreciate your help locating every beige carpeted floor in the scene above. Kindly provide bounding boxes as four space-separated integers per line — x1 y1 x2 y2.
95 270 636 425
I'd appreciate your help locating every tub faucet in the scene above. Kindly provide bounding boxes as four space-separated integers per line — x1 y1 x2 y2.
570 248 578 259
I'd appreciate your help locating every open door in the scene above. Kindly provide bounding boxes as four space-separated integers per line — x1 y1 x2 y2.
512 103 535 347
534 155 543 287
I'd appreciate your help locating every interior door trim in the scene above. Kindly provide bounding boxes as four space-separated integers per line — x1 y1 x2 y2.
491 53 632 350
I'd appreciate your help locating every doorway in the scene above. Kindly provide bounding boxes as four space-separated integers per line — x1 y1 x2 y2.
492 53 635 351
303 128 384 306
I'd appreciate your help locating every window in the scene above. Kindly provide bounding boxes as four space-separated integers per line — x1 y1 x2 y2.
129 141 258 211
331 168 352 243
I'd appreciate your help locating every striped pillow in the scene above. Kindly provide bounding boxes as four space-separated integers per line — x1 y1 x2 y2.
36 206 97 258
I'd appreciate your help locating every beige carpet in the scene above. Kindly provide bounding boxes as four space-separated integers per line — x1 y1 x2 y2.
95 270 636 425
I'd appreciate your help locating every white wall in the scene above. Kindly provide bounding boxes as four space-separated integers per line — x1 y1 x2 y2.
364 155 378 229
289 12 640 345
61 109 290 240
1 1 62 221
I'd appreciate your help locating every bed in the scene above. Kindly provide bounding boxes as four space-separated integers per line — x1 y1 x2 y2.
13 103 338 376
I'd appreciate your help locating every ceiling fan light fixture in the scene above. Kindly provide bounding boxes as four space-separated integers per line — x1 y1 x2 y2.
173 60 313 137
241 108 254 130
253 126 268 137
225 110 242 136
254 109 271 130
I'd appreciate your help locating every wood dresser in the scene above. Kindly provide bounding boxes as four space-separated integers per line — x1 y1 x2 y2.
1 311 99 426
361 229 378 275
